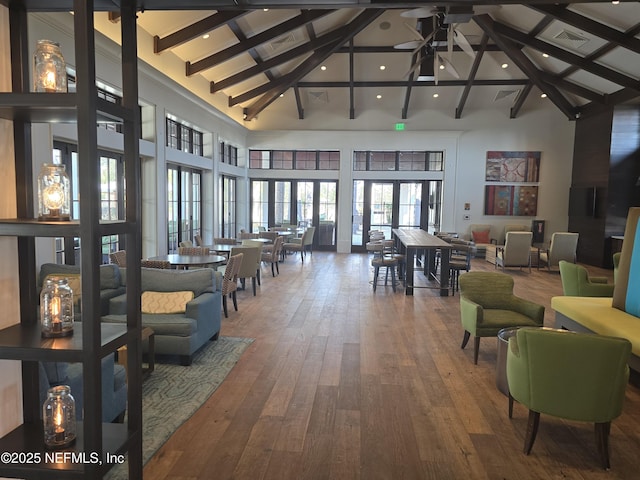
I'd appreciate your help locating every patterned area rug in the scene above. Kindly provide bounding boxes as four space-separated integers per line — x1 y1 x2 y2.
106 336 254 479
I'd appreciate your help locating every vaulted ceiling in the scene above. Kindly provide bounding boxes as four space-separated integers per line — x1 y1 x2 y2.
106 1 640 124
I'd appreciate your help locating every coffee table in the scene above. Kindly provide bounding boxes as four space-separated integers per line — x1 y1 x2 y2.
117 326 155 380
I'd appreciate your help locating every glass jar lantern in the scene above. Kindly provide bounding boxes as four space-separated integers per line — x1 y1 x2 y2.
33 40 67 93
40 278 74 338
43 385 76 449
37 163 71 221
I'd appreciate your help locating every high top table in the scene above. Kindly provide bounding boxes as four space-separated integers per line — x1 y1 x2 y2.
392 228 452 296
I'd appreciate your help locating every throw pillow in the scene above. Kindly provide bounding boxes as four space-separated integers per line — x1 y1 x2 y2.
141 291 194 314
472 230 491 244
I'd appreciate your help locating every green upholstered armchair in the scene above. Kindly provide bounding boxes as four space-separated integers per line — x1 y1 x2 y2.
506 328 631 469
459 272 544 364
559 260 614 297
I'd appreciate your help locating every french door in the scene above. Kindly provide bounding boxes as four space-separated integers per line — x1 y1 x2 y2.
351 180 441 251
250 179 338 251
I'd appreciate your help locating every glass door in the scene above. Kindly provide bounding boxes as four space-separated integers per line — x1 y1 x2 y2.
317 181 337 248
370 182 394 240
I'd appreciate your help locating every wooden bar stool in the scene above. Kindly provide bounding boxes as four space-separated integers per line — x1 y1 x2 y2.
371 256 398 293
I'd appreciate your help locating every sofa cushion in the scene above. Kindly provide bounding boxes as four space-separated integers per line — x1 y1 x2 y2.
141 291 194 314
38 263 122 290
102 313 197 337
552 296 640 358
140 267 215 296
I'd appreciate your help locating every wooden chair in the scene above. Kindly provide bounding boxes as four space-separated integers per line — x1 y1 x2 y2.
261 236 284 276
219 253 243 318
232 246 261 295
109 250 127 267
283 226 316 262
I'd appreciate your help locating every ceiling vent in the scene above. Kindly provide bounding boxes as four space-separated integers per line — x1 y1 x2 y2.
494 89 520 102
270 32 296 51
553 29 589 48
307 90 329 104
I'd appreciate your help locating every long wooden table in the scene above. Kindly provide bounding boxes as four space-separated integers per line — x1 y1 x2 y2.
392 228 452 296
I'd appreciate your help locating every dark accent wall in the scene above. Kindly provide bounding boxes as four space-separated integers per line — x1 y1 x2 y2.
569 106 640 267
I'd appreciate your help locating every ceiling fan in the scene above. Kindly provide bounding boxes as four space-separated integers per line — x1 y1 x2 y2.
395 5 500 83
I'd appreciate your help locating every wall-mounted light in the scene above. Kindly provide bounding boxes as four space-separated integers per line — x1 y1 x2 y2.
33 40 67 93
37 163 71 221
43 385 76 449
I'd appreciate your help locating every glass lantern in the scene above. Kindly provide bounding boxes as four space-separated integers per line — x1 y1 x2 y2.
43 385 76 449
37 163 71 221
33 40 67 93
40 278 74 338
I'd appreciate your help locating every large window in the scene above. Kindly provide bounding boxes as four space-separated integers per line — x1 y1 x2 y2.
166 118 204 156
218 175 237 237
249 150 340 170
53 141 125 264
167 164 202 252
220 141 238 166
354 150 443 171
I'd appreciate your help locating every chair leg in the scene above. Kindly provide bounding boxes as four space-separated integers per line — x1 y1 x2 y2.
275 261 279 275
373 265 379 292
524 410 540 455
391 266 397 292
461 330 471 349
232 291 238 311
222 295 228 318
508 393 514 419
384 266 389 285
595 421 612 470
271 262 276 277
252 277 257 296
473 336 481 364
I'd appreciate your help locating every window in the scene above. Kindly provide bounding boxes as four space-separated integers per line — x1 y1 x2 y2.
166 118 204 156
220 142 239 166
353 151 444 171
219 175 237 237
167 164 202 252
251 180 269 232
249 150 340 170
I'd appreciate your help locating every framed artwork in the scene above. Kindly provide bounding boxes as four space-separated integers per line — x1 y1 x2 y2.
485 151 541 183
484 185 538 216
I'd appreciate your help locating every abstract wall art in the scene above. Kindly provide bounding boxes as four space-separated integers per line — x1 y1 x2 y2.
484 185 538 216
485 151 541 183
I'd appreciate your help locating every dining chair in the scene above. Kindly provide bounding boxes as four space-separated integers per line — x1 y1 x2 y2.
109 250 127 267
231 246 261 295
179 240 193 248
539 232 579 271
214 237 238 245
496 232 534 272
218 253 243 318
140 259 172 269
194 234 203 246
261 236 284 276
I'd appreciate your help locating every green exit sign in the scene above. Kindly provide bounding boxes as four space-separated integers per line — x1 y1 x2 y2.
395 123 405 131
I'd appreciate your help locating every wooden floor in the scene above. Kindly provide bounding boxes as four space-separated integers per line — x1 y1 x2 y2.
144 252 640 480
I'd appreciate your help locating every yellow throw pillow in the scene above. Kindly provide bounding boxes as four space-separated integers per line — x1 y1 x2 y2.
44 273 82 308
141 291 194 314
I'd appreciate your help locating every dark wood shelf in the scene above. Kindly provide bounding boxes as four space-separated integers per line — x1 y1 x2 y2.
0 94 132 123
0 421 129 480
0 323 127 362
0 219 135 237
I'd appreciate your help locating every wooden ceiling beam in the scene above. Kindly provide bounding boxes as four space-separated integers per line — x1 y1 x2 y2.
295 79 529 88
186 9 334 76
294 86 304 119
492 20 640 93
241 9 384 121
510 83 533 119
475 14 577 120
455 33 488 119
538 71 605 103
401 51 420 119
154 11 247 53
529 5 640 55
226 19 275 83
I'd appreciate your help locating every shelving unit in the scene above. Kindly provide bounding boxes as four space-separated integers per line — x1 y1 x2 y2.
0 1 142 478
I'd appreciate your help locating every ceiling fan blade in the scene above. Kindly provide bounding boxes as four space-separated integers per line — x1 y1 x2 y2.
394 40 422 50
403 22 425 41
403 51 423 79
400 7 439 19
411 30 434 55
437 54 460 79
453 29 476 58
434 53 439 85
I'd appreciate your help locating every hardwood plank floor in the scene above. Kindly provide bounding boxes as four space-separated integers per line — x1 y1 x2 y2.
144 252 640 480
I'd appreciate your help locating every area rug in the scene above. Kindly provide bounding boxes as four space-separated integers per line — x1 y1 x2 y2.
106 336 254 479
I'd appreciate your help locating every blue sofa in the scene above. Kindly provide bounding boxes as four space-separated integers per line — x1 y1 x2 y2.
103 267 222 365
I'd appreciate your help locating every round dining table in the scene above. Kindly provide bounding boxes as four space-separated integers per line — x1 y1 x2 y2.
148 253 226 268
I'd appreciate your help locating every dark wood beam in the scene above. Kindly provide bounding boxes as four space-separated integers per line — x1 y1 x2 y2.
242 9 384 121
455 33 488 119
510 83 533 119
186 9 334 76
538 71 605 103
294 86 304 119
349 39 355 119
227 18 275 83
295 79 529 88
154 11 247 53
334 45 503 54
529 5 640 55
401 51 420 119
211 23 353 92
492 20 640 93
474 14 577 120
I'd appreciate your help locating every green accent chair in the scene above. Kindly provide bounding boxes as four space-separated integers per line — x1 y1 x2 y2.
507 328 631 469
459 272 544 364
559 260 614 297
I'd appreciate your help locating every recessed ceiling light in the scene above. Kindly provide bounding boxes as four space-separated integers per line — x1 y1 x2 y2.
380 65 386 70
433 93 439 98
439 64 445 70
202 34 210 39
279 93 284 98
320 65 327 71
263 8 269 11
376 94 382 99
612 1 619 4
542 53 549 58
501 63 508 69
541 93 547 98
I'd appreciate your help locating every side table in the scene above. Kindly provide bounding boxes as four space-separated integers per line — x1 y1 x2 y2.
117 326 156 380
